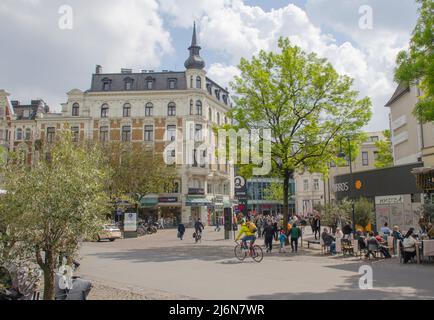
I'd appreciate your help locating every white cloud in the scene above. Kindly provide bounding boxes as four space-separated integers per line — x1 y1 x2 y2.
160 0 418 131
0 0 173 111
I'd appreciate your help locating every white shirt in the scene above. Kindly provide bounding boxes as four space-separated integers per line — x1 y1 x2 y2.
403 236 418 252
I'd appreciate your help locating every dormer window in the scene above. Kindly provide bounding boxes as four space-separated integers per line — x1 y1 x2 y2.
196 76 202 89
72 103 79 116
146 77 154 90
168 79 177 90
124 78 134 90
102 78 112 91
222 95 228 105
206 83 212 95
215 90 220 100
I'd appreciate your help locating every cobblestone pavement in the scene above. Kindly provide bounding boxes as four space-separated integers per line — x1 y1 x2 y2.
78 227 434 300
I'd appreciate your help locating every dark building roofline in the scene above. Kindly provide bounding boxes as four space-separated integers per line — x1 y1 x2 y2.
385 82 410 107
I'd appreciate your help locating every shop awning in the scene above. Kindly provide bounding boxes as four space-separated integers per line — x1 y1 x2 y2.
140 197 158 208
186 197 212 207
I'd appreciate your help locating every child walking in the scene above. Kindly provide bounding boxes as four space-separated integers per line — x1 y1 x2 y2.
279 230 287 253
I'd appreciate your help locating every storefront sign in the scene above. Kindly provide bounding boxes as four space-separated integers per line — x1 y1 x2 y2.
375 195 404 205
332 182 349 193
124 212 137 232
234 176 248 199
158 197 178 203
188 188 205 195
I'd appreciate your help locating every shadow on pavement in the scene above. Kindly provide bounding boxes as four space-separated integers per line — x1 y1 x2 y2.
248 260 434 300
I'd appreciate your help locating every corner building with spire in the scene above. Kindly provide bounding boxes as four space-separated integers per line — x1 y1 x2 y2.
0 24 234 227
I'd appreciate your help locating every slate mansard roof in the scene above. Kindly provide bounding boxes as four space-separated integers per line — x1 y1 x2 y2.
89 71 188 92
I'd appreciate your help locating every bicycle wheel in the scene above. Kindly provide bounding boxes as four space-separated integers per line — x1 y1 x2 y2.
234 244 247 261
251 245 264 263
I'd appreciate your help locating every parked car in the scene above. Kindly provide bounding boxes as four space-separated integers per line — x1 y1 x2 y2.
97 225 122 242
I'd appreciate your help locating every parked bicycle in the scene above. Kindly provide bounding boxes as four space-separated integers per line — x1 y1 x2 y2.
234 240 264 263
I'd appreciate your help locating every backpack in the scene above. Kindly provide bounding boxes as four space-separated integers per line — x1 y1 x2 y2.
247 222 258 233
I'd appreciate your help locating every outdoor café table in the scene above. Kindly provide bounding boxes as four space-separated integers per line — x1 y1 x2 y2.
415 241 423 264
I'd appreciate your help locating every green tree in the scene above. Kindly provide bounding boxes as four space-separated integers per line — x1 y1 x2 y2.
354 197 374 229
395 0 434 123
375 130 394 168
318 200 352 233
102 142 179 202
0 131 110 300
228 38 372 231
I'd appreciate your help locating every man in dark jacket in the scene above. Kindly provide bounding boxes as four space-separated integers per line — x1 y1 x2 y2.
262 223 275 253
178 223 186 240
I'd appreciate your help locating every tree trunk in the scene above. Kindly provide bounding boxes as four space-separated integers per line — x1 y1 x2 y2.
282 170 292 245
37 250 57 301
43 267 56 300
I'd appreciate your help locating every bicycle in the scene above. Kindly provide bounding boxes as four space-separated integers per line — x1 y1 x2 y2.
234 240 264 263
193 230 202 243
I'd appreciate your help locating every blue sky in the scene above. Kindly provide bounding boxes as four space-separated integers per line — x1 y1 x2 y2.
0 0 419 131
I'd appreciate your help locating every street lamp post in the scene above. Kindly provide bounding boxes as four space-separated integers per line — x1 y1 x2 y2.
338 137 356 236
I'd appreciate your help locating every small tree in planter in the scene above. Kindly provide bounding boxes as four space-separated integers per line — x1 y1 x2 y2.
354 197 375 231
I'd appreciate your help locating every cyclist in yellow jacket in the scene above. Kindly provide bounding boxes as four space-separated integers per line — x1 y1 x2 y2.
236 218 257 249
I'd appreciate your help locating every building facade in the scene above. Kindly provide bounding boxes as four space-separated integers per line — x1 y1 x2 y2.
385 83 434 166
0 25 234 227
246 177 296 217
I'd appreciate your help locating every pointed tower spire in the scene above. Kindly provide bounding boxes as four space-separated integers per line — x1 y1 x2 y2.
185 21 205 70
191 21 198 47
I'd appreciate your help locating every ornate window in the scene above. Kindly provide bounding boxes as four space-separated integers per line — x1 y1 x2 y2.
16 128 23 141
144 125 154 142
25 128 31 141
47 127 55 143
190 100 194 115
196 76 202 89
196 101 203 116
101 104 109 118
145 103 153 117
71 126 79 142
121 125 131 142
72 103 79 116
168 102 176 116
167 125 176 141
123 103 131 117
100 126 109 142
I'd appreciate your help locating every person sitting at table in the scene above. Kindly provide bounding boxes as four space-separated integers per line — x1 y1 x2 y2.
335 227 344 239
402 228 418 264
392 226 404 255
380 222 392 236
427 223 434 240
371 232 391 258
321 228 336 254
354 229 367 251
342 223 353 239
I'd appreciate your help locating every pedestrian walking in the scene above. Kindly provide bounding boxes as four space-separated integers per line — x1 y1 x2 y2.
262 223 275 253
160 217 165 229
177 223 185 240
279 230 287 253
273 222 279 241
289 223 302 253
215 219 221 232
